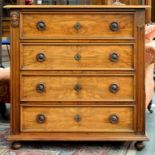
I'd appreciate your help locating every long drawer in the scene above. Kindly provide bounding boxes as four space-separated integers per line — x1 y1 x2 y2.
20 75 134 101
20 106 134 132
20 43 134 70
20 12 134 39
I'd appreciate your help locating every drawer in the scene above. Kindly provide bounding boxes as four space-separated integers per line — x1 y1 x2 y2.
20 106 134 132
21 43 134 70
20 75 134 101
20 12 134 39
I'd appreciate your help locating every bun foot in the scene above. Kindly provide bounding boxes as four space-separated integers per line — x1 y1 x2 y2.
11 141 22 150
135 141 145 151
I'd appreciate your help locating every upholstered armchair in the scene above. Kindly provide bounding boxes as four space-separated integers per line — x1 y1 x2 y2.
145 24 155 113
0 68 10 119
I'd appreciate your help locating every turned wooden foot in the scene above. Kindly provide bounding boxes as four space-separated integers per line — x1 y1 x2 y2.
135 141 145 151
11 141 22 150
147 100 153 113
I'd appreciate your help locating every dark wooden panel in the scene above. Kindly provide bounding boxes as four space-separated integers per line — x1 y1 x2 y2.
2 18 10 36
152 0 155 22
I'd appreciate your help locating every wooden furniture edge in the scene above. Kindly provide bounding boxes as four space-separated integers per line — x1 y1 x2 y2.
4 5 150 9
8 133 149 141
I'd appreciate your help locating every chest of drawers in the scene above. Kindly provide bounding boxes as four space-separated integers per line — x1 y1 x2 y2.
6 5 148 150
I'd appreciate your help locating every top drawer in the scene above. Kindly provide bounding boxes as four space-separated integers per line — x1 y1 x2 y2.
20 12 134 40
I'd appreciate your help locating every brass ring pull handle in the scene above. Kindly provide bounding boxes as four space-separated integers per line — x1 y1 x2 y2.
74 84 82 92
36 83 45 93
109 52 119 62
36 53 46 62
110 22 119 31
36 114 46 124
74 22 81 31
109 114 119 124
36 21 46 31
74 53 81 61
74 114 81 122
109 83 119 93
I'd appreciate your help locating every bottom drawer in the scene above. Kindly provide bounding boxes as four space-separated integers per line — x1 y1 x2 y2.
20 106 134 133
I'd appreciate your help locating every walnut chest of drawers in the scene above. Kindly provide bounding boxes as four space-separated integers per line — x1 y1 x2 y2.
6 5 148 148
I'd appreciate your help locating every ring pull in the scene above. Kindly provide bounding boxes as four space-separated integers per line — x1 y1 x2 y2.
109 52 119 62
36 83 45 93
36 21 46 31
110 22 119 32
36 53 46 62
109 114 119 124
109 83 119 93
36 114 46 124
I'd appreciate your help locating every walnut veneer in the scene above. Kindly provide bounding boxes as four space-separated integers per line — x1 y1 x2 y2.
5 5 148 149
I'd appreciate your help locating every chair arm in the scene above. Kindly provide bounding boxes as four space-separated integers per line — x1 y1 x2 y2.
145 41 155 66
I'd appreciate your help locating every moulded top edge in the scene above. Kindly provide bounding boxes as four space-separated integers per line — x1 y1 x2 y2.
4 5 150 9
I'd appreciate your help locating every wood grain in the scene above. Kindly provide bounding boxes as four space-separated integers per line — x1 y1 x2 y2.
10 11 20 134
8 132 149 141
20 12 134 39
20 43 134 70
20 75 134 101
135 10 145 133
8 6 147 142
4 5 149 9
20 106 134 132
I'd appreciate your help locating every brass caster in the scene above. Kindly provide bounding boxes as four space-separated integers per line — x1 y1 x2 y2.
134 141 145 151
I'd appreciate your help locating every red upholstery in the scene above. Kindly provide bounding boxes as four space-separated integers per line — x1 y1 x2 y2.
145 41 155 65
145 24 155 107
0 68 10 103
145 24 155 43
145 63 154 107
0 68 10 80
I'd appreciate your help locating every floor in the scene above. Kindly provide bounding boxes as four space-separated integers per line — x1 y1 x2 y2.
136 97 155 155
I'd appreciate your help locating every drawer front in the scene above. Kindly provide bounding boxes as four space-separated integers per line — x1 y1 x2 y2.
20 12 134 39
21 44 134 70
21 75 134 101
21 106 134 132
